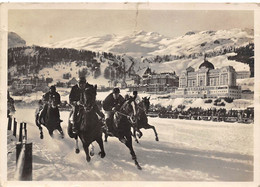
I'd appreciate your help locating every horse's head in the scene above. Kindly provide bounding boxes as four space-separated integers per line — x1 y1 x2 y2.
141 96 150 113
121 96 138 124
49 95 58 108
82 84 97 111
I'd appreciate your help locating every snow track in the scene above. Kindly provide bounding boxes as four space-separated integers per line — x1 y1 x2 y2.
7 107 253 181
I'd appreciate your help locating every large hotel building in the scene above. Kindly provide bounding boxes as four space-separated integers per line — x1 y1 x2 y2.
175 58 241 99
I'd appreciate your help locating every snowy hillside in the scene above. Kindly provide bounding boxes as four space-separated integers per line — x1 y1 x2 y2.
43 28 253 57
35 52 250 88
8 32 26 48
145 53 250 76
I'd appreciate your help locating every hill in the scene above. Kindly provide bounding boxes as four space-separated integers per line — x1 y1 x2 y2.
8 32 26 48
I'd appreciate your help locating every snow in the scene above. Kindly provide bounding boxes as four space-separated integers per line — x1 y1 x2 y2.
237 78 254 91
7 106 253 181
43 28 253 58
149 55 250 76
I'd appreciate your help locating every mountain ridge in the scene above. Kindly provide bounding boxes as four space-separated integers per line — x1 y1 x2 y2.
43 28 253 58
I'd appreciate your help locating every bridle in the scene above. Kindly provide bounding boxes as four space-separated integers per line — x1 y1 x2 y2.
116 99 138 124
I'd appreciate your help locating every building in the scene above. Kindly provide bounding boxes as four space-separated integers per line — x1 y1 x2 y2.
175 58 241 99
128 67 179 93
236 71 251 79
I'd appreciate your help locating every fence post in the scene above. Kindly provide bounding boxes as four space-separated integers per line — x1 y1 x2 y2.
24 123 27 141
13 118 17 137
8 116 12 131
19 123 23 142
16 143 33 181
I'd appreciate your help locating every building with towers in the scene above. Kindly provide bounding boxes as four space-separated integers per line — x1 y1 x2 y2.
175 57 241 99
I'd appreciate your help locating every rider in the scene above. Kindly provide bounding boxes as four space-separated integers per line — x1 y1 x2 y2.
39 85 62 124
132 90 141 104
102 87 125 142
69 76 105 134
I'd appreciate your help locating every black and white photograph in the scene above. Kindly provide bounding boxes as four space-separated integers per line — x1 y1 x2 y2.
1 2 260 185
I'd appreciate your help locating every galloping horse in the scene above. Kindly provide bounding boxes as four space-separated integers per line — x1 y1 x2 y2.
103 97 142 170
35 97 64 139
68 85 106 162
133 97 159 143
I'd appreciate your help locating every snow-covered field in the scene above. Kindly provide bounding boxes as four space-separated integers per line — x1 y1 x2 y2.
7 106 253 181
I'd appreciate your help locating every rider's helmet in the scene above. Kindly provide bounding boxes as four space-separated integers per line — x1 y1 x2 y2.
133 90 138 96
50 85 56 93
113 87 120 94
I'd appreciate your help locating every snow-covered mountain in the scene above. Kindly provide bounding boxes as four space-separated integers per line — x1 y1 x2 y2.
43 28 253 57
8 32 26 48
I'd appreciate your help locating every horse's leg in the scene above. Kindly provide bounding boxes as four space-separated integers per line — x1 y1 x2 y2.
96 137 106 158
39 126 44 139
83 142 91 162
75 136 80 154
125 134 142 170
36 114 44 139
145 123 159 141
104 133 108 142
57 124 64 139
136 128 143 139
48 129 54 138
132 128 139 143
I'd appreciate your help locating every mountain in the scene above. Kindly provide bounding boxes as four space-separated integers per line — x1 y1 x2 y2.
43 28 253 57
8 32 26 48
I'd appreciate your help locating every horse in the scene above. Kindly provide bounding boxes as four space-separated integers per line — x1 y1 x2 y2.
103 97 142 170
67 85 106 162
133 96 159 143
35 97 64 139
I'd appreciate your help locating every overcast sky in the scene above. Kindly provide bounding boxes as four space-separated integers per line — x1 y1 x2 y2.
8 9 253 46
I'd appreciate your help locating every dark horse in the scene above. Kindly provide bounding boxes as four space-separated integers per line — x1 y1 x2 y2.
103 97 142 170
67 85 106 162
133 97 159 143
35 97 64 139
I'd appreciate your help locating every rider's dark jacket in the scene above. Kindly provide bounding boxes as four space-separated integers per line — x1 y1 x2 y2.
103 93 125 111
69 83 91 104
69 83 105 119
43 91 61 104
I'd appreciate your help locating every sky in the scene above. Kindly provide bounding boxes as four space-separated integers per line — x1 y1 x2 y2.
8 9 254 46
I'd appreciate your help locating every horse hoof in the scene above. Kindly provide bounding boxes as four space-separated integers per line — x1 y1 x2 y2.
156 137 159 141
87 157 91 162
104 139 107 142
137 165 142 170
99 152 106 158
40 135 44 139
75 149 80 154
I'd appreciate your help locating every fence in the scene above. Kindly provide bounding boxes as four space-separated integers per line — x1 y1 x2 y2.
8 116 32 181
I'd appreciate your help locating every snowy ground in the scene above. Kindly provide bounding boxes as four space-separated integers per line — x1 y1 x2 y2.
7 106 253 181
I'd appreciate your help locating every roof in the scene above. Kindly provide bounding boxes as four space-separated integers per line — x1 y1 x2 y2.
199 59 215 70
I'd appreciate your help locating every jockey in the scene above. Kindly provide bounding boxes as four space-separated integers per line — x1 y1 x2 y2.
39 85 62 124
103 87 125 143
132 90 141 104
69 77 104 134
